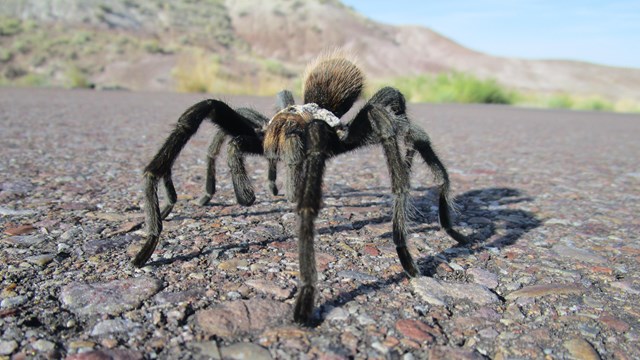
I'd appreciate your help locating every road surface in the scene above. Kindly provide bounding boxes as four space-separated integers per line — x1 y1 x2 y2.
1 87 639 359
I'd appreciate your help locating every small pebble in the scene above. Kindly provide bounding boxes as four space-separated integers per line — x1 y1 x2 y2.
1 296 27 309
0 340 18 356
32 339 56 352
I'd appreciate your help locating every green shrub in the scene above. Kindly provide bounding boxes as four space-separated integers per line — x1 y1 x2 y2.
16 73 48 87
0 17 22 36
263 59 295 78
387 72 516 104
547 94 574 109
65 66 93 89
143 40 172 54
576 97 614 112
0 49 13 63
71 32 92 45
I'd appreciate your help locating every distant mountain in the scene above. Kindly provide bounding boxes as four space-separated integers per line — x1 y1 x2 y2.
2 0 639 102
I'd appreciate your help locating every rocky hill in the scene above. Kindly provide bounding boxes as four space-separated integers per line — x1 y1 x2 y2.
1 0 639 103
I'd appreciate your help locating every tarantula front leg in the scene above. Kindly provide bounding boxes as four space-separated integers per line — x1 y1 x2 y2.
265 132 304 203
293 120 335 324
268 90 297 197
283 132 305 203
267 158 278 196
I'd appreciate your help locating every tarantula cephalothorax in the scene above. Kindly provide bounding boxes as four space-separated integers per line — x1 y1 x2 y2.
132 55 469 324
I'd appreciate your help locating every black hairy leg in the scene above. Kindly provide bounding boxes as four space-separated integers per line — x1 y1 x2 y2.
335 87 467 279
133 100 264 268
341 101 419 277
227 135 264 206
158 170 178 219
283 131 305 203
197 131 226 206
269 90 297 196
267 158 279 196
276 89 295 112
293 120 336 324
407 124 470 245
366 87 468 245
367 105 420 277
196 91 295 204
195 107 268 206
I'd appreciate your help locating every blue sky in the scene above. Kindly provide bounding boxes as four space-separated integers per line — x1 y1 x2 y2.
341 0 640 69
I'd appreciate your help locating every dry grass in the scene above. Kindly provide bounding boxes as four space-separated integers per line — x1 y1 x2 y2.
519 93 640 113
172 50 220 93
172 51 298 96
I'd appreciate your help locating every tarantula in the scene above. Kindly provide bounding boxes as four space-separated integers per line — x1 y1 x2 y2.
132 56 469 324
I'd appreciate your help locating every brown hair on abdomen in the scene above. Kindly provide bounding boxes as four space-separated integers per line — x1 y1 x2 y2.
303 57 364 118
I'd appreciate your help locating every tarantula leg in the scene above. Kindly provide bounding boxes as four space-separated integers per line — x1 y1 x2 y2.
133 173 163 267
198 131 227 206
267 158 278 195
264 90 296 197
408 124 470 245
368 105 420 278
283 133 305 203
227 135 263 206
133 100 260 268
276 90 295 111
404 147 416 172
294 120 330 325
160 171 177 219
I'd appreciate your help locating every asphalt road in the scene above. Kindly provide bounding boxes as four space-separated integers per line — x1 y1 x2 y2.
1 87 639 359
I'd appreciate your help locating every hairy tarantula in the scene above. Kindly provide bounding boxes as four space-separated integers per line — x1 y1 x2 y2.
132 56 469 324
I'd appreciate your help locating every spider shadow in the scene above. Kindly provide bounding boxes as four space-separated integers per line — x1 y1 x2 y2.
145 234 293 267
416 186 540 249
147 186 541 327
199 206 291 219
316 186 542 325
197 195 290 218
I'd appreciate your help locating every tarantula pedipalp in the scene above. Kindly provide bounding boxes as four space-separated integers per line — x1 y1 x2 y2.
132 56 469 324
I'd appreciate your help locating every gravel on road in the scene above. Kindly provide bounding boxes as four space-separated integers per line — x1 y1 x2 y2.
1 87 639 359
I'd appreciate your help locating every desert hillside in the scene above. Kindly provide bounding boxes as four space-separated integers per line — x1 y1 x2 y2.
1 0 639 103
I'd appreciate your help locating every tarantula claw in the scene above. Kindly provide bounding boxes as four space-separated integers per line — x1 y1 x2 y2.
396 246 421 277
268 181 279 196
293 285 316 325
447 229 472 246
235 191 256 206
132 235 159 268
160 204 174 220
197 194 212 206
